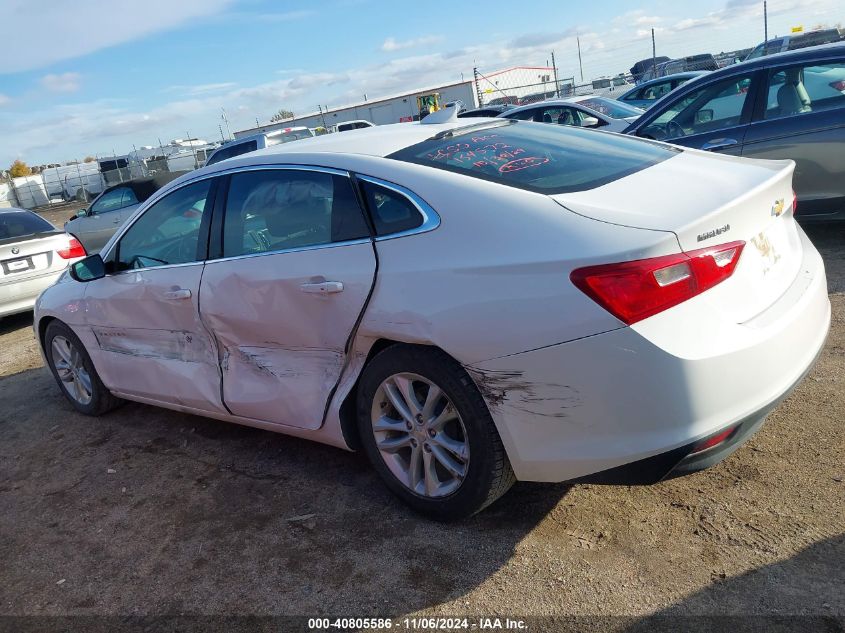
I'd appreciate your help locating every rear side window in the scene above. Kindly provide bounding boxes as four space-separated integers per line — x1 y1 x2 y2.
388 121 677 194
360 181 424 236
0 212 53 241
207 140 259 166
222 169 369 257
763 60 845 120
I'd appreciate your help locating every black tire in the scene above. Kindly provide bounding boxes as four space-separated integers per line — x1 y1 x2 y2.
356 344 515 521
44 320 122 416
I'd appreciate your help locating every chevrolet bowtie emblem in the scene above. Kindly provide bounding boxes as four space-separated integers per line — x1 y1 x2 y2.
771 198 785 217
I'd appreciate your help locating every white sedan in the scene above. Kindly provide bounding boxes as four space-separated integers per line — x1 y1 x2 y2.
498 95 644 132
34 110 829 520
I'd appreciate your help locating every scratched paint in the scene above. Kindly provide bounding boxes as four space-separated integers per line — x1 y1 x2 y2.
466 366 582 420
92 326 214 363
219 344 344 428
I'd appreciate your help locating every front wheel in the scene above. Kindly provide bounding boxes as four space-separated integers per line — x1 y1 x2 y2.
44 321 122 416
356 345 515 521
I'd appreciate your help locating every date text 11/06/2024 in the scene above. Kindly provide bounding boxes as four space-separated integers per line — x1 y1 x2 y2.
307 617 529 630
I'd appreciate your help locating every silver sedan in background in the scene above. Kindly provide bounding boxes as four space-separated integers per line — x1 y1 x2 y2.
0 208 86 318
498 95 643 132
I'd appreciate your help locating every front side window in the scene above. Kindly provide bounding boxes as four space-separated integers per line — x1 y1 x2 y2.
222 170 369 258
763 60 845 120
116 179 211 270
91 187 138 214
639 74 753 140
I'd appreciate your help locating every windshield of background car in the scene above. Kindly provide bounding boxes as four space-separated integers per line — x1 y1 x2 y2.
0 211 54 241
277 129 314 143
388 121 678 194
575 97 644 118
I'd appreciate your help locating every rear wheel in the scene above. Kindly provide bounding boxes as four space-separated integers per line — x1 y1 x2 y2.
357 345 515 520
44 321 122 416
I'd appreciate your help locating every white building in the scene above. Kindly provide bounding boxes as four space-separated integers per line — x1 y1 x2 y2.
233 78 481 139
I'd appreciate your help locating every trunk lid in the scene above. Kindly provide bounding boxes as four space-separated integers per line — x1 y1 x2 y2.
0 232 70 285
553 149 802 323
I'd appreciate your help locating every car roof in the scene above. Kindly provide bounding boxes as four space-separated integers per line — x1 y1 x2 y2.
252 119 504 159
731 40 845 70
637 71 709 85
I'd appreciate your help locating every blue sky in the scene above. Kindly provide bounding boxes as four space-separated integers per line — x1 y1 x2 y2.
0 0 842 166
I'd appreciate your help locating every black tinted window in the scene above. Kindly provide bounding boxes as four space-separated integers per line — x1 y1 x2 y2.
0 211 53 241
360 182 424 236
222 170 369 257
389 121 677 194
207 140 259 165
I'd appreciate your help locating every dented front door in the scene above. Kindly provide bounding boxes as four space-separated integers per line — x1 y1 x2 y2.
83 177 225 413
84 265 225 412
198 167 375 430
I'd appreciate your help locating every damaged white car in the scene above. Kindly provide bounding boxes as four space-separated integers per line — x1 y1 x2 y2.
35 112 830 520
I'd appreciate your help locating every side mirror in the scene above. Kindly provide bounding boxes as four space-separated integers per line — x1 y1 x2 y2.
69 254 105 282
581 116 600 128
73 209 88 219
695 109 714 125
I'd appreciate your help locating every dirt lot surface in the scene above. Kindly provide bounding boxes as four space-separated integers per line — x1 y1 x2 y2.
0 219 843 628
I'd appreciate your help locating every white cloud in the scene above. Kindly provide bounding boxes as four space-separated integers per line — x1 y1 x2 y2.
0 94 10 106
0 0 234 73
41 72 81 93
4 0 845 165
163 82 238 96
381 35 443 52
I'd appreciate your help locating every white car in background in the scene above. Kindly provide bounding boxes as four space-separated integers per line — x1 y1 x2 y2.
205 127 315 166
1 208 86 318
331 120 376 133
499 95 643 132
34 112 829 520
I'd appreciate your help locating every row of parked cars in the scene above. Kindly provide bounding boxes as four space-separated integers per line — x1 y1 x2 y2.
1 40 840 520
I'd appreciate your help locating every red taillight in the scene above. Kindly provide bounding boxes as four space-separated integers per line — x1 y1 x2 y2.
792 189 798 216
571 241 745 325
830 80 845 91
691 426 737 454
57 236 86 259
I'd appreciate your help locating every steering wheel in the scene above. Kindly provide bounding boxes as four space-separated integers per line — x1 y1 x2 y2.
665 120 686 138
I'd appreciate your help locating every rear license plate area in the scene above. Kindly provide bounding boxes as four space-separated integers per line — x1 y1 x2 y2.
2 256 35 274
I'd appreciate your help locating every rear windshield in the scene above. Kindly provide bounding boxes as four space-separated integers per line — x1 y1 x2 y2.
0 211 54 241
576 97 644 118
388 121 677 194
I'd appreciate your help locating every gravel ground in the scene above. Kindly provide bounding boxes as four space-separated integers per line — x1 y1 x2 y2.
0 218 842 628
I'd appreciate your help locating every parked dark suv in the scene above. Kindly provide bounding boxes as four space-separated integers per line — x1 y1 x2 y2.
624 43 845 221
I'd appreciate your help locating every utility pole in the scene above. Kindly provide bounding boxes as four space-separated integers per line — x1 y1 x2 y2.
318 105 328 129
577 37 584 83
651 28 656 73
764 0 768 42
221 108 232 139
219 125 225 142
473 66 484 106
551 50 560 97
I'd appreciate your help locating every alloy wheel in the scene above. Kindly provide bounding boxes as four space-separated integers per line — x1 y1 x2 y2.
51 335 93 406
371 373 469 498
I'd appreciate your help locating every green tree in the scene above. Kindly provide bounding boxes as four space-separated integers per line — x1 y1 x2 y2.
9 160 30 177
270 108 294 123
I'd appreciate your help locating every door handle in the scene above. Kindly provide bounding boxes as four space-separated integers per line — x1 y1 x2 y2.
300 281 344 294
701 138 738 151
163 288 192 300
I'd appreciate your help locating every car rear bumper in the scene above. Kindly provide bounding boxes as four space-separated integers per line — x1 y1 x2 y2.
0 270 65 317
468 227 830 483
